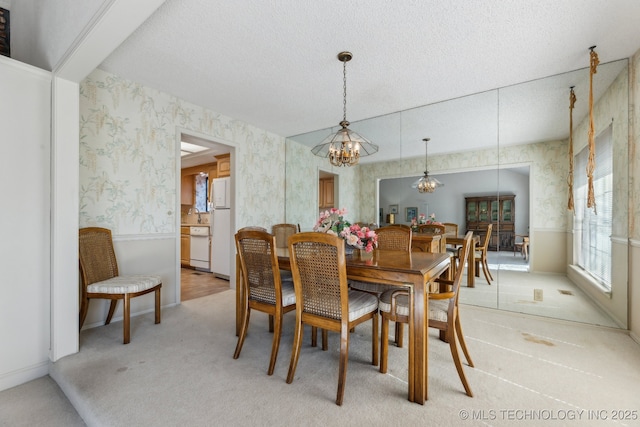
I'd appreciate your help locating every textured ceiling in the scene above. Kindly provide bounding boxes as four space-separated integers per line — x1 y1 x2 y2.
98 0 640 164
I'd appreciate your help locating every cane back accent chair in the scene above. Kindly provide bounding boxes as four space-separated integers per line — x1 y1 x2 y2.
78 227 162 344
234 229 296 375
378 231 475 397
286 232 378 406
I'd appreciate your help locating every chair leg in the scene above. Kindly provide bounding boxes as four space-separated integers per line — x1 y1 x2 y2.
267 313 283 375
105 300 118 324
311 326 317 347
79 298 89 330
380 315 389 374
455 314 474 367
155 287 161 324
123 294 131 344
268 314 274 332
233 306 251 360
322 329 329 351
481 257 493 283
287 319 304 384
449 320 473 397
372 314 379 366
395 322 404 348
336 326 350 406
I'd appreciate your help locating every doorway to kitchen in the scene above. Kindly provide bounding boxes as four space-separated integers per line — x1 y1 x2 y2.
179 131 235 302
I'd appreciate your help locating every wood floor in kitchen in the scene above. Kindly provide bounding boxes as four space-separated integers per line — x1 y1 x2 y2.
181 268 230 301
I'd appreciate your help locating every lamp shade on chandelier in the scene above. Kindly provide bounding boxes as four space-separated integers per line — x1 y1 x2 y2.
416 138 442 193
312 52 378 167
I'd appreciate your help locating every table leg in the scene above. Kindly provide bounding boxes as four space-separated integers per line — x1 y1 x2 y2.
467 241 476 287
408 277 427 403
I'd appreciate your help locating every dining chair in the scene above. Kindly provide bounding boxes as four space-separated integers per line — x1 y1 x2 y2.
78 227 162 344
234 229 296 375
442 222 460 254
473 223 493 284
272 223 298 249
286 232 379 406
417 223 446 234
349 225 412 347
514 235 529 260
443 222 458 236
378 231 475 397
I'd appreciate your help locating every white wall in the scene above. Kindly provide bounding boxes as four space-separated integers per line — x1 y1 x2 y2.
0 56 51 390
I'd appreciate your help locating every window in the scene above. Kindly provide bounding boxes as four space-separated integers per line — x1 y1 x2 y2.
573 125 612 289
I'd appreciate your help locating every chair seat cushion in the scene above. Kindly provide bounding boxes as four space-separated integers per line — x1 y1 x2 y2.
379 290 409 317
349 280 396 295
379 290 450 322
87 275 161 294
250 278 296 307
429 299 449 322
347 290 378 321
280 280 296 307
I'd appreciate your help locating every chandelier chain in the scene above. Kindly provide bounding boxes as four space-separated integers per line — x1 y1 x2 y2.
343 59 347 122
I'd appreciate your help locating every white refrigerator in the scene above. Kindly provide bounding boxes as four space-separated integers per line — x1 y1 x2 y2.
210 177 231 279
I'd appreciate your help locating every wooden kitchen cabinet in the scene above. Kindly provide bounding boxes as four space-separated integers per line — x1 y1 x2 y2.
216 153 231 177
180 227 190 266
181 175 194 205
465 194 515 251
319 177 334 209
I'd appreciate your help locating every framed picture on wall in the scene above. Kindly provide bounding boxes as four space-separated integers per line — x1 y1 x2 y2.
406 207 418 222
389 204 398 214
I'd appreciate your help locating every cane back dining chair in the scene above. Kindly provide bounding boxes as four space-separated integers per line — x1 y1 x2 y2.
286 232 379 406
348 225 412 346
417 223 446 234
272 223 298 249
378 231 475 397
78 227 162 344
234 229 296 375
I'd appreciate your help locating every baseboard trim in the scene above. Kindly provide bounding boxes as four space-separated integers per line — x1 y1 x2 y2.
0 360 49 392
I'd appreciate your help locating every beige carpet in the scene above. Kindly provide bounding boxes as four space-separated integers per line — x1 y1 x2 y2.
3 289 640 426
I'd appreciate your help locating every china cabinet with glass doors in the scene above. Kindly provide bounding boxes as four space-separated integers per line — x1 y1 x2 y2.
465 195 515 251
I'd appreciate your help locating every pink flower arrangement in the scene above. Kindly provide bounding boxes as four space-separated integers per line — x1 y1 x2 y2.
314 208 378 252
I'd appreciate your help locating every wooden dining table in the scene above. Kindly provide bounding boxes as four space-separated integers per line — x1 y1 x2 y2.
235 248 451 404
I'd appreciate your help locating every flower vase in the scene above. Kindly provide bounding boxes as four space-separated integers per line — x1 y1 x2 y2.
345 245 355 256
358 249 374 261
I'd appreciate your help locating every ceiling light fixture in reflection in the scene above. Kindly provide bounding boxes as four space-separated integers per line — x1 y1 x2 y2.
416 138 443 193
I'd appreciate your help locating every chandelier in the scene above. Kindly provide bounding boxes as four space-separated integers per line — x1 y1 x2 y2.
312 51 378 167
416 138 442 193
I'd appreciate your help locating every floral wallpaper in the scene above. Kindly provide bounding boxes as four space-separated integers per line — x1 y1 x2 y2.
79 68 286 235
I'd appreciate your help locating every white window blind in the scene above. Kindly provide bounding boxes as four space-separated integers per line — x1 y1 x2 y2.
573 124 612 288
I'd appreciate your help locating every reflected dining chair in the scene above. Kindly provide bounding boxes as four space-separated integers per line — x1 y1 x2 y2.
78 227 162 344
514 235 529 260
473 223 493 284
234 229 296 375
286 232 379 406
417 223 446 234
378 231 475 397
